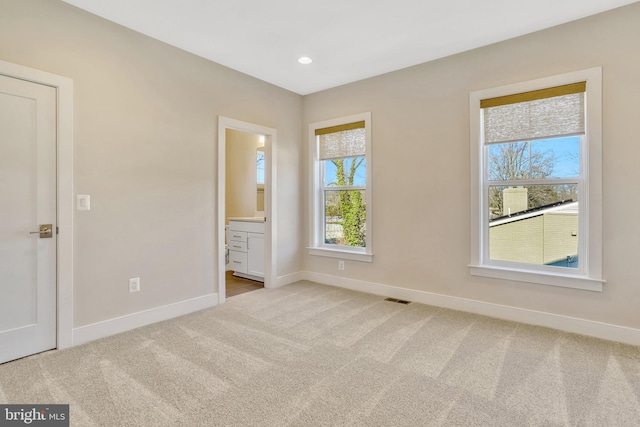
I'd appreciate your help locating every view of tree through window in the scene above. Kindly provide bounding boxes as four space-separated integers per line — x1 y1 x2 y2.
323 157 366 247
310 113 371 259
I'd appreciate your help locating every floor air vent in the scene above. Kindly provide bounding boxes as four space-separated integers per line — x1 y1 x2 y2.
384 297 411 305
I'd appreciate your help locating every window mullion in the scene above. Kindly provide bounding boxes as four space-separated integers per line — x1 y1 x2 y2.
323 185 366 191
486 178 581 186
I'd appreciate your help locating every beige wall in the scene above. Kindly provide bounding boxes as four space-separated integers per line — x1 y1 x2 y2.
225 129 260 222
0 0 303 327
302 2 640 329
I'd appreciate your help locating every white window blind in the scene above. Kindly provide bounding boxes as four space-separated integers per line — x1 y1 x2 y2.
316 121 365 160
481 82 586 145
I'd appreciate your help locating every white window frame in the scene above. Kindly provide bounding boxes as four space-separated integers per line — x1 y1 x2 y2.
308 112 373 262
469 67 604 291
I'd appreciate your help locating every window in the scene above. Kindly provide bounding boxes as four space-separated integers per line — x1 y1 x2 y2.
469 68 603 291
309 112 373 262
256 148 265 185
256 147 265 212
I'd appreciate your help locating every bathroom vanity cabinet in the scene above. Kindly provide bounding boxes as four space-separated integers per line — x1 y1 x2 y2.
227 218 265 282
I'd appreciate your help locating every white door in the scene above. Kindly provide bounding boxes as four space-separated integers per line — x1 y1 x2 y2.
0 74 57 364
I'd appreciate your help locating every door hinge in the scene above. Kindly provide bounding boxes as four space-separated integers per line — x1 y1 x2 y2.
56 226 59 235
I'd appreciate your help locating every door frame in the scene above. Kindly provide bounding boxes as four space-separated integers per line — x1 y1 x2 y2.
217 116 276 303
0 60 74 349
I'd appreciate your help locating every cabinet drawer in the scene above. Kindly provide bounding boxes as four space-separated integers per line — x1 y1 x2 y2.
228 241 247 252
228 251 247 274
227 230 247 242
229 220 265 233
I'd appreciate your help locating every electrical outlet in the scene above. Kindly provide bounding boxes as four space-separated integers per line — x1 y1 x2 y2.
338 260 345 271
129 277 140 293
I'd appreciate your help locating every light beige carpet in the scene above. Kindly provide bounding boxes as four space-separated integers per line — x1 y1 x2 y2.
2 281 640 426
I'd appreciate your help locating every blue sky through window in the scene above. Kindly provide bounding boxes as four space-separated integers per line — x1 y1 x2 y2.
324 157 366 187
535 136 580 178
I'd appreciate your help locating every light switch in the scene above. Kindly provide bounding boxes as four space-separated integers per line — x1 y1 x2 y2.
77 194 90 211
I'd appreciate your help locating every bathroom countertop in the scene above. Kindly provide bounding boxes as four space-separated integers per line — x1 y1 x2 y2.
228 217 266 223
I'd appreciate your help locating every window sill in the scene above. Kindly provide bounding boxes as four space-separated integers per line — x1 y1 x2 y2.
308 247 373 263
468 264 604 292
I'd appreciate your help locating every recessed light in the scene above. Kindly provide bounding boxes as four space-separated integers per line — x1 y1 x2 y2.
298 56 312 65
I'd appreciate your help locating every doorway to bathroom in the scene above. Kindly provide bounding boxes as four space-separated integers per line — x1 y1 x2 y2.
217 117 276 303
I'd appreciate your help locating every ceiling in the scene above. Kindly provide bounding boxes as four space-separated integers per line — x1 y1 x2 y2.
61 0 638 95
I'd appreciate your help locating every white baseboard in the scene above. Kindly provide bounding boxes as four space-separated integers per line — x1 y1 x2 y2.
273 271 305 289
302 271 640 347
72 293 219 346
